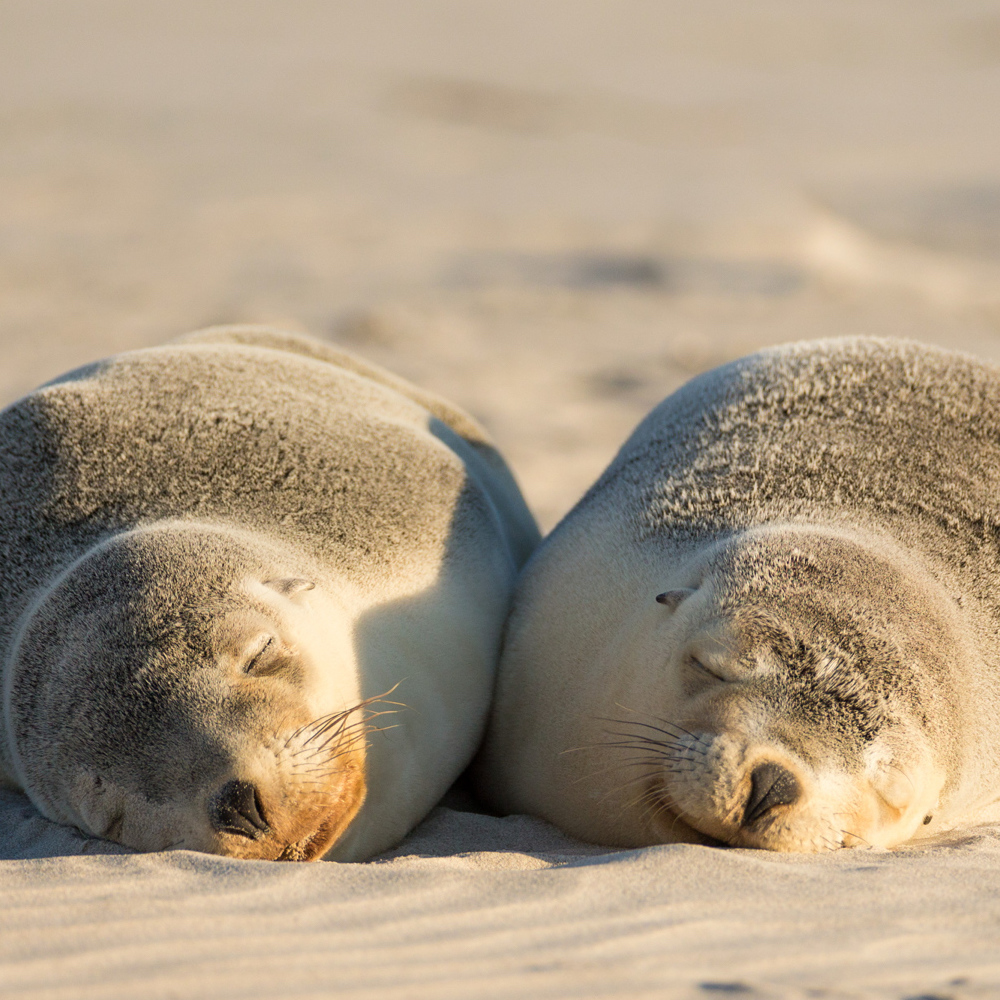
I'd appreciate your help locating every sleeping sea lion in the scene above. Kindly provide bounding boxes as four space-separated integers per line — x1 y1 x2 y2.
0 326 539 861
477 337 1000 852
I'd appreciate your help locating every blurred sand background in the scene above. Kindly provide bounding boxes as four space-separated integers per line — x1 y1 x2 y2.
7 1 1000 528
5 3 1000 998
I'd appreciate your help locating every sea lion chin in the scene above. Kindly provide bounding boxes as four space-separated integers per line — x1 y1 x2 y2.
477 337 1000 853
0 327 539 861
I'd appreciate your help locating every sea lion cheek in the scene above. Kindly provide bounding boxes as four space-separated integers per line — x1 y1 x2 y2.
855 734 946 848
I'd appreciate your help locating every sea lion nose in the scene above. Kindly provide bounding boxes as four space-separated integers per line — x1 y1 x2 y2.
742 762 800 827
210 779 271 840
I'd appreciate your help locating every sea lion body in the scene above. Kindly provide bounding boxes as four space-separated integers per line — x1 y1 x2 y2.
0 327 539 861
478 338 1000 852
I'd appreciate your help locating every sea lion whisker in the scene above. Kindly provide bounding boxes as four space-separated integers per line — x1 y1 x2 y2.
610 755 699 771
598 739 681 754
611 711 709 745
294 715 392 756
591 767 661 808
309 720 348 741
658 799 693 839
316 722 398 753
312 727 348 750
599 731 688 752
572 758 660 786
310 714 355 740
839 828 873 849
583 753 698 795
619 757 684 770
602 739 707 760
291 762 340 774
601 750 677 764
613 756 697 773
308 709 399 744
604 709 706 744
616 768 668 786
597 716 696 741
298 688 406 742
634 789 662 820
600 728 683 744
633 785 686 835
651 720 703 742
563 736 681 756
321 735 393 761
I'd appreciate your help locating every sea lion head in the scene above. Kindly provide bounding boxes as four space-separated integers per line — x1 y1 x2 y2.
609 524 961 852
3 522 372 860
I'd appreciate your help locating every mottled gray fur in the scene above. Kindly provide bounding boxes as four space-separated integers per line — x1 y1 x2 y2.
595 335 1000 736
589 337 1000 746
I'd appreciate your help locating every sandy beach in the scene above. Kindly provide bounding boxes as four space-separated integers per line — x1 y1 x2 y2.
3 2 1000 997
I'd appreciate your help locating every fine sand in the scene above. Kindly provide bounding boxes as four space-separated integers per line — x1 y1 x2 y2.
3 3 1000 997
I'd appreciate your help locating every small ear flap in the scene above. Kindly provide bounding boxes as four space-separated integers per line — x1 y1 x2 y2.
655 588 695 610
265 578 316 597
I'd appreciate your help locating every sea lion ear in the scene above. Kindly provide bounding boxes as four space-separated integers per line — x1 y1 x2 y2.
265 577 316 597
655 588 695 610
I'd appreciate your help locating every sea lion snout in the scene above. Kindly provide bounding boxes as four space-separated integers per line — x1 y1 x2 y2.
649 721 834 851
198 727 369 862
209 779 270 840
644 692 946 852
742 761 800 827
